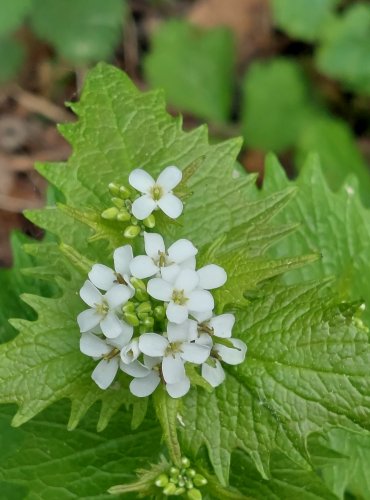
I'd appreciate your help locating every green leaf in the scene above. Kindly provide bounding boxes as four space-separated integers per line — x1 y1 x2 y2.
29 0 125 64
0 37 24 83
272 0 339 41
144 20 235 122
242 58 313 152
0 401 161 499
0 0 30 37
316 4 370 95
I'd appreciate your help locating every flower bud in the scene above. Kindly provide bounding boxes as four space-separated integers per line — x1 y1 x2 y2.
174 487 186 496
137 301 152 315
119 185 131 199
131 277 146 291
108 182 120 196
143 214 156 228
181 457 191 468
123 312 140 327
178 478 185 488
154 305 166 321
124 225 141 239
111 197 125 208
122 301 135 314
185 479 194 489
142 316 154 330
130 215 139 225
170 467 179 477
186 468 196 478
155 474 169 488
101 207 119 220
163 483 177 496
193 474 207 487
116 210 131 222
135 288 149 302
187 488 202 500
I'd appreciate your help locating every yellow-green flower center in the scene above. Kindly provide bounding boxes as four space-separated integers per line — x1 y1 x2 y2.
172 289 187 305
150 184 163 201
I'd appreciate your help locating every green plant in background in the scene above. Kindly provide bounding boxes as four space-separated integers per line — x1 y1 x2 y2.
0 63 370 499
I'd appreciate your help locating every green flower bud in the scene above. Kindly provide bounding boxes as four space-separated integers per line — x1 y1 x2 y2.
186 468 196 478
143 214 156 228
123 312 140 327
154 305 166 321
193 474 207 487
130 277 146 291
142 316 154 329
155 474 169 488
111 197 125 208
137 301 152 315
185 479 194 490
130 215 139 225
170 467 180 477
178 478 185 488
108 182 120 196
174 487 186 496
137 311 148 321
119 185 131 199
181 457 191 468
116 209 131 222
135 288 149 302
122 301 135 314
187 488 202 500
124 225 141 239
101 207 119 220
163 483 177 496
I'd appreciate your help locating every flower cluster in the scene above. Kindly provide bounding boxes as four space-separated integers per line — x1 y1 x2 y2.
77 166 247 398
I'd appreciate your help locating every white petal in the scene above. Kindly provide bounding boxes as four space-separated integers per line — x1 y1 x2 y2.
88 264 116 291
120 360 149 377
130 372 160 397
80 332 110 357
166 377 190 398
167 321 191 343
187 290 214 312
143 355 162 369
114 245 133 276
161 264 181 283
120 338 140 363
157 165 182 191
192 310 213 323
181 343 210 364
209 313 235 338
105 284 131 309
139 333 168 357
180 256 196 270
109 322 133 347
167 302 188 324
147 278 173 301
187 319 199 341
157 193 183 219
174 269 199 293
80 280 102 307
132 195 156 220
168 239 197 264
216 339 247 365
92 358 119 390
196 333 213 347
202 359 225 387
197 264 227 290
129 168 154 193
144 232 165 258
77 309 101 332
100 312 124 339
162 354 185 384
130 255 158 279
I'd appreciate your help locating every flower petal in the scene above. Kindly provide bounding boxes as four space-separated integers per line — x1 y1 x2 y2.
109 322 133 347
100 312 124 339
88 264 116 291
92 358 119 390
174 269 199 294
209 313 235 338
130 255 158 279
144 231 165 258
191 310 213 323
187 290 214 312
147 278 173 301
166 377 190 398
80 280 102 307
157 193 183 219
139 333 168 357
166 302 188 324
120 338 140 363
120 360 149 378
216 339 247 365
168 239 197 264
202 359 225 387
113 245 133 276
161 263 181 283
157 166 182 191
167 321 191 343
105 284 131 309
132 195 156 220
180 256 196 270
129 168 154 193
181 343 210 364
80 332 110 357
143 355 162 369
197 264 227 290
162 353 185 384
77 309 101 332
130 372 160 397
196 333 213 347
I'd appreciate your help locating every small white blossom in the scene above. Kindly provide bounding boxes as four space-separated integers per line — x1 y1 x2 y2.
147 269 214 324
120 338 140 364
193 311 236 337
77 280 131 338
130 232 197 281
80 330 133 389
88 245 135 296
129 166 183 220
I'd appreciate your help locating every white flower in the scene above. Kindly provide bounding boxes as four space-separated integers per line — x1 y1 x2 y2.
139 321 209 386
88 245 135 296
129 166 183 220
80 329 133 389
77 280 131 338
193 311 236 338
120 338 140 364
129 232 197 281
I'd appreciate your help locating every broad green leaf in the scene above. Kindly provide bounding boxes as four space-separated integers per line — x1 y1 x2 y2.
0 401 161 499
242 58 313 152
144 20 234 122
180 280 370 484
0 0 30 37
272 0 339 41
0 37 24 83
29 0 125 64
296 115 370 205
316 4 370 95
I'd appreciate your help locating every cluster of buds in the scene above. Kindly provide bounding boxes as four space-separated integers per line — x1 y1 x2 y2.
155 457 207 499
